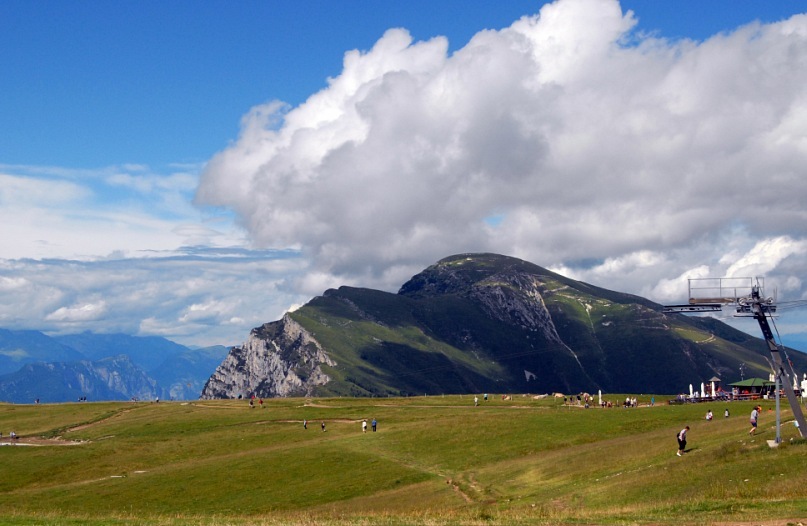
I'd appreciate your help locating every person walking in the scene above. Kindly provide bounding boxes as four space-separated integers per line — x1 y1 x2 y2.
677 425 689 456
362 419 367 433
749 405 760 435
371 418 377 432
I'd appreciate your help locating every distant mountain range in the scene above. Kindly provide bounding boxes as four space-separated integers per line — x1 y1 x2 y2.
203 253 807 398
0 329 229 403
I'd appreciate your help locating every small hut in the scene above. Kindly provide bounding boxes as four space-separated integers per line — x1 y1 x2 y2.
728 378 773 399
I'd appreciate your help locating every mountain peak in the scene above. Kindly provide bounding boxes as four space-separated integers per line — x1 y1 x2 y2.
203 253 802 398
398 253 546 298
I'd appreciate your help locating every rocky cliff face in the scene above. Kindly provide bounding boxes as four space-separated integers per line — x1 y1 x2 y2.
90 355 158 400
200 315 335 399
470 272 562 343
399 254 561 339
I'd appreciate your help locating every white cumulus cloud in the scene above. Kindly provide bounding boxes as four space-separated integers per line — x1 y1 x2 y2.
46 301 108 323
195 0 807 318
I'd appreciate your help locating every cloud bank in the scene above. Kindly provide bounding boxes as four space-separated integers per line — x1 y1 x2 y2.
0 162 295 346
196 0 807 318
0 247 305 347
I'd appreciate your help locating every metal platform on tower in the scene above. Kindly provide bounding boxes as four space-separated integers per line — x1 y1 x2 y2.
664 277 806 440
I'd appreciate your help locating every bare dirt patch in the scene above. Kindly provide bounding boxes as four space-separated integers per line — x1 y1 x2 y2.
1 436 85 447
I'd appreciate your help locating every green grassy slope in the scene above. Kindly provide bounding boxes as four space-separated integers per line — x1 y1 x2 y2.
292 289 510 397
0 397 805 525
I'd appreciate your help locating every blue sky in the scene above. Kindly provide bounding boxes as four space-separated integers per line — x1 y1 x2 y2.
3 1 805 168
2 0 807 354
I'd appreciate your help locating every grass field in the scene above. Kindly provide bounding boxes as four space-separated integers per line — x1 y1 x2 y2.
1 394 805 525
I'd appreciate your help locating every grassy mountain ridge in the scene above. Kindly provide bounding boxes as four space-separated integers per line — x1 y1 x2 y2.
399 253 656 309
291 287 505 396
229 253 804 398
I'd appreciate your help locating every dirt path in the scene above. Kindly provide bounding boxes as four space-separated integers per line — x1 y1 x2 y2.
66 407 135 433
0 436 84 447
2 406 142 446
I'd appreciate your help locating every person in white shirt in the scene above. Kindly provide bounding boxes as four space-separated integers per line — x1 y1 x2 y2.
677 426 689 456
749 406 760 435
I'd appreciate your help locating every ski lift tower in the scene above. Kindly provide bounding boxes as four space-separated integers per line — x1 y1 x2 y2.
664 277 807 439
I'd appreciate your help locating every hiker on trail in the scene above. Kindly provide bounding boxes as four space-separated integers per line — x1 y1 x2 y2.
749 406 760 435
677 426 689 456
321 421 326 432
474 396 478 406
372 418 377 432
303 420 307 430
362 419 367 433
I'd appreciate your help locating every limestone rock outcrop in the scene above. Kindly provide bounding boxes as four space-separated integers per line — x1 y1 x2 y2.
200 315 335 399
